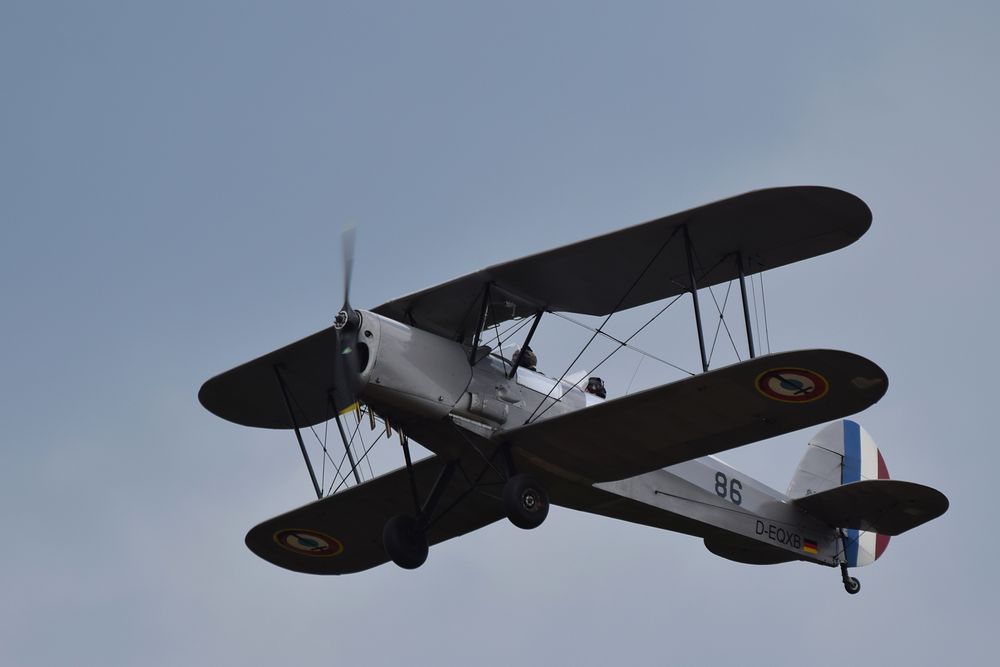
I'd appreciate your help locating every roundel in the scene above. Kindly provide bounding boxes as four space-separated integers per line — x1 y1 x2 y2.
273 529 344 557
755 368 829 403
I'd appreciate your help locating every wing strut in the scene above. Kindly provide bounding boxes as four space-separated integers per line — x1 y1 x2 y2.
328 394 362 486
417 460 458 531
506 310 543 379
399 433 422 514
468 283 492 365
736 252 756 359
274 365 323 500
683 224 709 373
392 427 462 529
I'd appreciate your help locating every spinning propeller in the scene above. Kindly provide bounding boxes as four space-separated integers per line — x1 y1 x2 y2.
331 224 362 415
331 224 364 485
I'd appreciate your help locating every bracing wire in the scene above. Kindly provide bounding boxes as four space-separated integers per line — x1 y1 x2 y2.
706 280 740 365
496 314 533 343
625 356 644 395
751 268 762 352
549 299 692 375
532 234 764 422
760 269 771 353
348 419 364 484
492 315 535 357
531 294 689 422
489 306 511 375
338 406 374 488
321 417 328 491
328 430 385 496
355 407 375 482
324 405 372 495
689 246 741 366
524 226 683 423
283 383 351 494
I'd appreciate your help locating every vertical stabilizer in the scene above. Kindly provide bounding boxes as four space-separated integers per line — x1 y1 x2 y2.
787 420 891 566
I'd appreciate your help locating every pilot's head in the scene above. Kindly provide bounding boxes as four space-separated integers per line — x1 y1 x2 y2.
586 377 607 398
515 345 537 371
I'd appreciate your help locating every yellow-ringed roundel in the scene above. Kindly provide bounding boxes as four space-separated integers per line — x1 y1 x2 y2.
273 529 344 557
755 367 829 403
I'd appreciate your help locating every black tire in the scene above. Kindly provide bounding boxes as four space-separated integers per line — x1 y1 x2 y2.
503 474 549 530
382 514 428 569
844 576 861 595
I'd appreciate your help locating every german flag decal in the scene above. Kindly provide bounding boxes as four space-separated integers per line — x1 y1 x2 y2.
803 539 818 555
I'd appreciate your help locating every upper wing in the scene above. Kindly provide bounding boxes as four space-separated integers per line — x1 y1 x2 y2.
374 187 870 341
245 454 504 575
502 349 888 483
793 480 949 535
199 326 342 429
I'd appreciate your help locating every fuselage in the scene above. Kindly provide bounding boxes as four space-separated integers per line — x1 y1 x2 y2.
353 309 840 567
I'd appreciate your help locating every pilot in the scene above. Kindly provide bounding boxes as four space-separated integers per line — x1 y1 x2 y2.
512 345 537 371
585 377 607 399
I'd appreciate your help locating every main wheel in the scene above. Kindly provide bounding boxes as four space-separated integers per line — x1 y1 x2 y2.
843 576 861 595
503 474 549 530
382 514 428 569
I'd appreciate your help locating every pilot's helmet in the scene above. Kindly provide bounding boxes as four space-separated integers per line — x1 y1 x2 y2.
515 345 537 370
586 376 607 398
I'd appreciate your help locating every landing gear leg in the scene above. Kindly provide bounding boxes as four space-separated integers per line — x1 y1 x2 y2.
382 458 457 570
838 529 861 594
840 562 861 595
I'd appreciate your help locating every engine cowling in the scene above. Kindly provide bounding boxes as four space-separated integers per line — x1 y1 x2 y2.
356 310 473 419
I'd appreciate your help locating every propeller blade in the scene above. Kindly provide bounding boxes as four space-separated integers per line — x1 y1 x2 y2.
330 224 362 414
341 223 356 311
327 327 360 412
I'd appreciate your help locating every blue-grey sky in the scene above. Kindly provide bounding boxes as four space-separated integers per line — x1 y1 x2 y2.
2 2 997 665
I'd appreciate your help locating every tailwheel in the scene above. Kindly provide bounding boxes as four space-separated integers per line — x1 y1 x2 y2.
840 562 861 595
503 474 549 530
382 514 428 569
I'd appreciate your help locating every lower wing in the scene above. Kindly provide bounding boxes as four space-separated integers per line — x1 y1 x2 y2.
245 454 504 574
502 349 888 483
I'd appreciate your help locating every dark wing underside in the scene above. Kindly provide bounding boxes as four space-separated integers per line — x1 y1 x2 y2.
374 186 871 341
200 186 869 428
245 454 505 575
793 480 949 535
502 349 888 483
198 326 341 429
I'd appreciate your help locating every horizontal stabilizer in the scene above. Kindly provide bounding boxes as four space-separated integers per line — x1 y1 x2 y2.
793 479 948 536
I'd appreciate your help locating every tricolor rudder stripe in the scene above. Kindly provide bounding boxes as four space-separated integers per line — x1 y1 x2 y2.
840 420 891 567
840 420 889 485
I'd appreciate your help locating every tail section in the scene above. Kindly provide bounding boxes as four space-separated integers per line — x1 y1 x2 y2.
788 420 889 496
788 420 892 567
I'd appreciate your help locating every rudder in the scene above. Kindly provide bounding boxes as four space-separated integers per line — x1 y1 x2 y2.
787 420 891 567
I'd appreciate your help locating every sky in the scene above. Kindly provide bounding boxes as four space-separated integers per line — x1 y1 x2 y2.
2 1 997 664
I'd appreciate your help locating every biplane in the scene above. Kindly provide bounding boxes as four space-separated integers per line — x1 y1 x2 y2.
199 186 948 594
